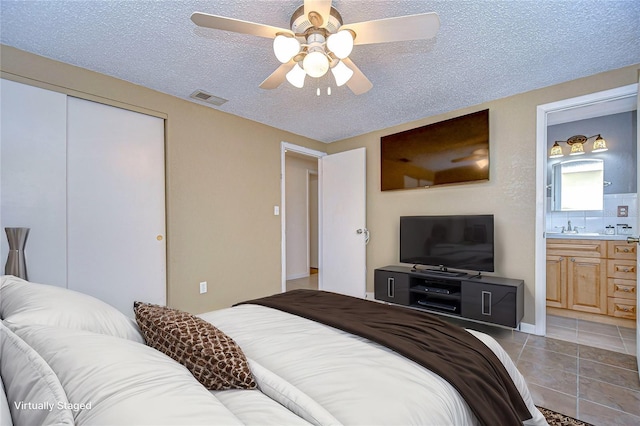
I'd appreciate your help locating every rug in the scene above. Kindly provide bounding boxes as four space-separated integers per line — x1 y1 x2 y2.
538 406 594 426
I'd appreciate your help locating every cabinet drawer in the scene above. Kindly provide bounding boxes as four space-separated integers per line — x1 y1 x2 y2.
607 241 637 260
607 259 636 280
607 278 637 300
607 297 637 319
546 240 605 258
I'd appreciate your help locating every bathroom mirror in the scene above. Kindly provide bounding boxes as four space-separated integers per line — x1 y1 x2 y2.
551 159 604 211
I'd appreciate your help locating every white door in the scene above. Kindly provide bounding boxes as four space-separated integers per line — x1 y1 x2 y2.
319 147 367 297
66 97 166 316
636 76 640 375
0 79 68 286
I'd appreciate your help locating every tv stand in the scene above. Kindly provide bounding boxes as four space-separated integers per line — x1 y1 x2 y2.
411 268 468 278
374 265 524 328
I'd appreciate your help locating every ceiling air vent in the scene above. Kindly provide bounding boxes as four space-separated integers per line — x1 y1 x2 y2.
189 90 228 106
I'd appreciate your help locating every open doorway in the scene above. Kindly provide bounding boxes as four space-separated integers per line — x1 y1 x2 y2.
281 143 326 292
535 84 638 355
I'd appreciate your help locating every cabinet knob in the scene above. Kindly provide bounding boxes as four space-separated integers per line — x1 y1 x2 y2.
623 248 630 253
570 258 576 262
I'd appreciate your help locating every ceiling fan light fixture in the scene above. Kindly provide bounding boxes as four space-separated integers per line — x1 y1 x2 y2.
303 50 329 78
273 34 300 63
331 60 354 86
327 29 354 59
286 63 306 88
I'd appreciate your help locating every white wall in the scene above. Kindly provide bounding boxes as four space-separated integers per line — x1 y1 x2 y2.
285 154 318 279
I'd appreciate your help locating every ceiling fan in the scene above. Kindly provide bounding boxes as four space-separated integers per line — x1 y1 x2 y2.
191 0 440 95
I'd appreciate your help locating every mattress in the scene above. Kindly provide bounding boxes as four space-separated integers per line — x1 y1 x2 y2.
199 303 547 426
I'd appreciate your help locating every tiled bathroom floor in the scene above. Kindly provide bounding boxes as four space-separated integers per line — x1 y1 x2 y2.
546 314 636 356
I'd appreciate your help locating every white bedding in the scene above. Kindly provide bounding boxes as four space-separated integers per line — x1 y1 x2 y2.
200 304 547 426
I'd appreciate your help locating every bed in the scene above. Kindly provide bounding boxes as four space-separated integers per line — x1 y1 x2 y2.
0 275 548 425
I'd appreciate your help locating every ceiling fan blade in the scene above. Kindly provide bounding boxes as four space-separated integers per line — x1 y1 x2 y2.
304 0 332 28
342 58 373 95
341 12 440 45
191 12 293 39
259 61 296 89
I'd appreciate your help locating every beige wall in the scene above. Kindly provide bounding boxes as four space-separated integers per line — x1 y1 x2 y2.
2 45 638 323
327 64 640 324
0 45 326 314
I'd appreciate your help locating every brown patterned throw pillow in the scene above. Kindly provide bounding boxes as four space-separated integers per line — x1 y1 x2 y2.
133 302 256 390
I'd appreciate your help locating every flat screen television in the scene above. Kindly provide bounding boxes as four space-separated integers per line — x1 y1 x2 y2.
381 109 489 191
400 215 495 274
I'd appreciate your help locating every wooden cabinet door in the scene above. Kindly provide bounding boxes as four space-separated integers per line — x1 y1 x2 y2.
546 255 567 308
567 256 607 314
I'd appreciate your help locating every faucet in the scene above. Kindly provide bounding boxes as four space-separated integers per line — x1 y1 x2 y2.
555 220 585 234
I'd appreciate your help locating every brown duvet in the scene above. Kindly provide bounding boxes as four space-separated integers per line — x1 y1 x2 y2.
238 289 532 426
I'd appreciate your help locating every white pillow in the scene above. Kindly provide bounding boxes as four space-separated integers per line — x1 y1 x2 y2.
14 324 245 425
0 323 74 425
0 376 11 426
0 275 143 342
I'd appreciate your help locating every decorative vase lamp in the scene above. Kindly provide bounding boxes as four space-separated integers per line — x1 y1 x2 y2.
4 227 29 280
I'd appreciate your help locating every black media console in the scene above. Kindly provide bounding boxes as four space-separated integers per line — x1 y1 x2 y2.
374 265 524 328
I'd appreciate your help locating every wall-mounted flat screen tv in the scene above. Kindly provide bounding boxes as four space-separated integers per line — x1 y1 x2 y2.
381 109 489 191
400 215 495 273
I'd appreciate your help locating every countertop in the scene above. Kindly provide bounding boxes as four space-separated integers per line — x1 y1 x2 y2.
545 232 631 240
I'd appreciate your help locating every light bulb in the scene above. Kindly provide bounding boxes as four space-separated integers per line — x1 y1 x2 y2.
327 30 354 59
273 35 300 63
302 51 329 78
330 60 354 86
286 64 306 88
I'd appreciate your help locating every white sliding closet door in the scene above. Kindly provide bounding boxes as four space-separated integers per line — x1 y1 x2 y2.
0 79 68 286
67 97 166 316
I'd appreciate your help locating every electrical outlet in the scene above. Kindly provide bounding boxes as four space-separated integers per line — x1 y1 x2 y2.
199 281 207 294
618 205 628 217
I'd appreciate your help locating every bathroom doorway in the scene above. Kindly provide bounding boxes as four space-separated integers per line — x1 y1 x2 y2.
536 84 638 355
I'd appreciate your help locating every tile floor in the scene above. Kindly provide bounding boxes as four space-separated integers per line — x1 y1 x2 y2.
285 277 640 425
444 316 640 426
546 314 636 356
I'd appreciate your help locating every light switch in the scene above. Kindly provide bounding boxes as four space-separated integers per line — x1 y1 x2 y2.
274 206 280 216
199 281 207 294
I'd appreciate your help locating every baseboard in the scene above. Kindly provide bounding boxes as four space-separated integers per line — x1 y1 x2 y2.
286 272 310 281
365 292 375 300
518 322 538 335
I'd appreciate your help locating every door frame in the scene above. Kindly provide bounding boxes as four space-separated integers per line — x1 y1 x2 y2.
280 142 326 293
534 83 639 336
307 170 319 272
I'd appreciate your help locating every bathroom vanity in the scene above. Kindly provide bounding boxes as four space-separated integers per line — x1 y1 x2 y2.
546 235 637 322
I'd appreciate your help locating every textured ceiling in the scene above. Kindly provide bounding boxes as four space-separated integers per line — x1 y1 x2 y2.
1 1 639 143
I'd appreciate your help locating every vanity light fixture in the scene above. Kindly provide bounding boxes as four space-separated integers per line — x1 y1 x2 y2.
549 134 608 158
